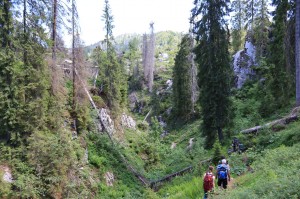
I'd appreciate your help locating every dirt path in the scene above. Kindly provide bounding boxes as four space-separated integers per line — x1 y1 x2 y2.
210 177 235 199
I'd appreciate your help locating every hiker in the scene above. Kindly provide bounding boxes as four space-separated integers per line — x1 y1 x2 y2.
203 166 215 199
216 159 230 189
232 137 239 152
219 155 230 171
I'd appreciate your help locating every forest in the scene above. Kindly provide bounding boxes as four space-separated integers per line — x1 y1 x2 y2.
0 0 300 198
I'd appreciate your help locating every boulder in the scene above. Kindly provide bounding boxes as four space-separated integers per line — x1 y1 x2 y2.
99 108 115 136
0 165 13 183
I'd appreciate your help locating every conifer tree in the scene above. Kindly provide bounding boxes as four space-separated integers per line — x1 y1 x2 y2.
102 0 126 110
173 34 194 120
253 0 270 59
244 0 256 29
231 0 246 52
192 0 233 149
0 0 49 139
269 0 291 108
0 0 17 140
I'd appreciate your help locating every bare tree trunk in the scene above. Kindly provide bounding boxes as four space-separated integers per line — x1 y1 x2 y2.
189 35 198 112
148 22 155 92
142 34 148 84
23 0 28 64
71 0 77 131
52 0 57 61
72 0 76 111
296 0 300 106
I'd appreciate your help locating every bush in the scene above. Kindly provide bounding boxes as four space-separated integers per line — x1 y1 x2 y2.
137 121 149 131
92 95 106 108
224 144 300 198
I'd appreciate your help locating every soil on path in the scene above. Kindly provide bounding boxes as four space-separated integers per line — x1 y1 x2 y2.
209 177 235 199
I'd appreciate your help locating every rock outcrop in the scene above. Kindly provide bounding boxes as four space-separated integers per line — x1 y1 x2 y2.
0 165 13 183
233 36 256 88
121 113 136 129
99 108 115 136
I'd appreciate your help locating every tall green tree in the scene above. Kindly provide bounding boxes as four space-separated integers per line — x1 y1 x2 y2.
102 0 126 110
173 34 194 121
244 0 256 29
253 0 270 59
231 0 246 52
0 0 17 140
268 0 291 108
0 0 50 143
192 0 233 148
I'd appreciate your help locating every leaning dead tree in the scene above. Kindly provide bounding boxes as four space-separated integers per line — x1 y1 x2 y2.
142 22 155 92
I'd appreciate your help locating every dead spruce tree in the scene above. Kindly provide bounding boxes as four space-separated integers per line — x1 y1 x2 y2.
142 22 155 92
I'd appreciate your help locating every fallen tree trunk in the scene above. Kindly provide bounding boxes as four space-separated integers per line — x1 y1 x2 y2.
150 158 211 191
241 107 300 134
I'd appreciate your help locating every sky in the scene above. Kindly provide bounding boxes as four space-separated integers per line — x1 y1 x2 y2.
74 0 194 46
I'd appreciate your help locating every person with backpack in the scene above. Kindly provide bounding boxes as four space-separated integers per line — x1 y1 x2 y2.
216 159 230 189
232 137 239 152
203 166 215 199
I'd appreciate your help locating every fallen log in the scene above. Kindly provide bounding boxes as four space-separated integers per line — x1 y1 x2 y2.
149 158 212 190
241 107 300 134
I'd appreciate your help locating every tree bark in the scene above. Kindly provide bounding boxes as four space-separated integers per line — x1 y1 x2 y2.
296 0 300 105
23 0 28 64
52 0 57 61
72 0 76 112
142 34 148 83
148 23 155 92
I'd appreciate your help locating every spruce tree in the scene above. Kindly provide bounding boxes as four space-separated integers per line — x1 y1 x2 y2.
173 34 194 121
244 0 256 29
268 0 291 109
253 0 270 60
0 0 17 140
192 0 233 149
102 0 126 111
231 0 246 52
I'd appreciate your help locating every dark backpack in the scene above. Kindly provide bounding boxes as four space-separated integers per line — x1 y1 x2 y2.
217 165 227 180
203 173 214 191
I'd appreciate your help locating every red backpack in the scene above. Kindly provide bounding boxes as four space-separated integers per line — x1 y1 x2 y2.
203 173 214 191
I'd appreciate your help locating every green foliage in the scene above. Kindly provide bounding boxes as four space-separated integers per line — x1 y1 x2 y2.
87 133 150 198
230 0 246 53
0 171 11 198
172 34 194 121
99 0 127 112
137 120 149 131
212 141 222 165
159 176 202 199
224 145 300 198
192 0 233 148
150 117 164 139
27 130 78 197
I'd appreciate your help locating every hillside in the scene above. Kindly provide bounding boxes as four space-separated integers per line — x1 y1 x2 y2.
0 0 300 198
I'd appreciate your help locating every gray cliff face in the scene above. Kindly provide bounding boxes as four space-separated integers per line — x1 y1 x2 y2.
233 39 256 88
